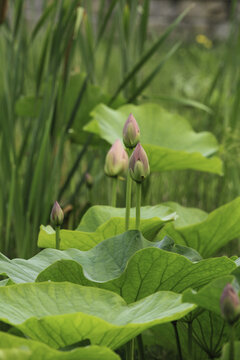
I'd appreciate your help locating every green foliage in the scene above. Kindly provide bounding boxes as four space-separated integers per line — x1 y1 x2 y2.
1 1 240 359
0 230 201 284
36 248 235 304
153 311 228 359
38 205 176 249
182 275 236 316
0 282 195 349
84 103 222 174
77 205 175 231
0 0 193 259
159 197 240 257
221 341 240 360
0 332 120 360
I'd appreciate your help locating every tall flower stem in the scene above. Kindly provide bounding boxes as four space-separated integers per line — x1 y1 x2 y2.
229 325 235 360
136 183 141 230
126 338 134 360
172 321 183 360
55 225 61 250
125 170 132 230
111 177 118 207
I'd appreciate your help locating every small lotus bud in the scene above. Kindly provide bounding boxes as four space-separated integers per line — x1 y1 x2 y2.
85 173 93 189
220 283 240 324
123 113 140 149
129 143 150 183
50 201 64 226
104 139 128 177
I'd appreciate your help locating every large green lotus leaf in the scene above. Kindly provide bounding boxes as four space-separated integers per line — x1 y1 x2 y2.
84 103 222 174
2 231 155 283
37 247 235 303
182 275 236 316
0 282 195 349
1 230 200 284
38 205 176 250
159 197 240 257
0 332 120 360
0 349 30 360
150 310 228 360
77 204 176 232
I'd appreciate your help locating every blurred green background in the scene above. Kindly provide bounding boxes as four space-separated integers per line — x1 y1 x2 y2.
0 0 240 258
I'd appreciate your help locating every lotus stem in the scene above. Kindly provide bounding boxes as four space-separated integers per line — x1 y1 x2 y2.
55 225 61 250
229 325 235 360
136 182 141 230
111 177 118 207
125 169 132 231
126 339 134 360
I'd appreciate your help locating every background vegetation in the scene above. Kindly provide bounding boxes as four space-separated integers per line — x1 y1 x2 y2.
0 0 240 258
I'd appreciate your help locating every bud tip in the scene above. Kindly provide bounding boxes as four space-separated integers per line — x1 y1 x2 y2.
123 113 140 149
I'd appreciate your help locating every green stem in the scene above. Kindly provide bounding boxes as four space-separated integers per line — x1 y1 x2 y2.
172 321 183 360
126 339 134 360
125 170 132 230
55 226 61 250
136 182 141 230
229 325 235 360
137 334 145 360
188 321 192 360
111 177 118 207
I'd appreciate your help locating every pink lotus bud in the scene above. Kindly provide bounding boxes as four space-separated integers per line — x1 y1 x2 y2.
220 283 240 324
123 113 140 149
129 143 150 183
104 139 129 177
50 201 64 226
85 172 93 189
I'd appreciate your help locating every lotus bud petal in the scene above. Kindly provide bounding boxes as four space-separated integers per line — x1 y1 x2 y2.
85 172 93 189
129 143 150 183
123 113 140 149
220 283 240 324
50 201 64 226
104 139 129 177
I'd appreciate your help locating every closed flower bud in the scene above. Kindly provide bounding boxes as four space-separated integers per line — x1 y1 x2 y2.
50 201 64 226
123 113 140 148
85 172 93 189
129 143 150 183
104 139 128 177
220 283 240 324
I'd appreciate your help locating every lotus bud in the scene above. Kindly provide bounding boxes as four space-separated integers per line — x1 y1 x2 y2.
85 172 93 189
50 201 64 227
104 139 128 177
123 113 140 148
220 283 240 324
129 143 150 183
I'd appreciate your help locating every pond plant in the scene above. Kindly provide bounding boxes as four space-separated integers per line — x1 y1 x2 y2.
0 114 240 360
1 1 240 359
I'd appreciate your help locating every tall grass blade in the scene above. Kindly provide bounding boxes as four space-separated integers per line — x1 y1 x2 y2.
109 4 194 104
128 42 181 103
